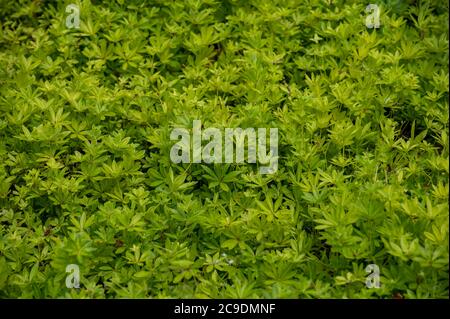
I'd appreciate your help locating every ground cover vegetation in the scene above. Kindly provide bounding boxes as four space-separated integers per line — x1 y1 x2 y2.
0 0 448 298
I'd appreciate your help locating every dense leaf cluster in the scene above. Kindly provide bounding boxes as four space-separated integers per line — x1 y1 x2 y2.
0 0 448 298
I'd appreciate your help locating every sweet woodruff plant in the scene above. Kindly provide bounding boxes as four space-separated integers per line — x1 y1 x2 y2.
0 0 448 298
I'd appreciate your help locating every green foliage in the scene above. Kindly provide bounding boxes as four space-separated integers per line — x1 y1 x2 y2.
0 0 448 298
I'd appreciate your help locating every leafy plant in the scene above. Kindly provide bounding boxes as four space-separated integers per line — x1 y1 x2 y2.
0 0 448 298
